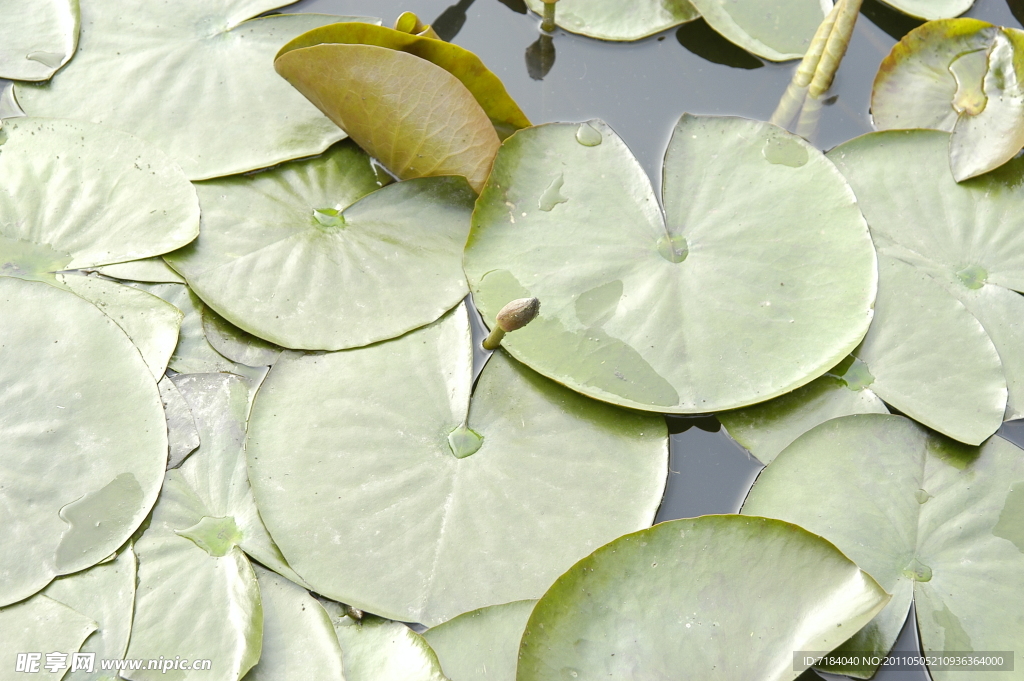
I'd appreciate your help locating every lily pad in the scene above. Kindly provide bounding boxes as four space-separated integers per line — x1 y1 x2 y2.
59 273 183 380
247 565 344 681
517 515 890 680
424 600 536 681
275 42 500 192
0 277 166 606
521 0 699 41
165 142 476 350
742 414 1024 679
872 19 1024 181
0 0 79 81
829 129 1024 422
0 595 96 674
13 3 375 180
0 118 199 275
877 0 974 20
465 115 876 413
320 604 449 681
246 304 668 625
687 0 829 61
94 257 186 284
159 377 201 469
276 22 530 134
43 548 137 678
203 307 283 368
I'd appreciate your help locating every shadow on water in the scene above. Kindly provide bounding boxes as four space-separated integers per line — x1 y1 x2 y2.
675 18 763 70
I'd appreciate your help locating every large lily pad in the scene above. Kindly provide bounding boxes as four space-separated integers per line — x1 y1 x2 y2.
424 600 536 681
0 595 96 676
0 118 198 275
275 41 500 192
165 142 476 350
829 129 1024 422
872 19 1024 181
13 3 374 180
277 22 530 134
687 0 829 61
466 115 876 413
247 565 344 681
517 515 890 680
521 0 699 41
0 277 166 606
743 414 1024 679
878 0 974 20
247 304 668 625
0 0 79 81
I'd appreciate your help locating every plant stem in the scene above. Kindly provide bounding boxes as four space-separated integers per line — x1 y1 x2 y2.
482 327 506 350
541 0 557 32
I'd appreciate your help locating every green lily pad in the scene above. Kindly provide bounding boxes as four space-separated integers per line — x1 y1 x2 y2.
466 115 876 413
13 3 375 180
202 307 283 368
0 277 166 606
0 0 78 81
0 595 96 673
829 129 1024 423
719 370 889 464
165 142 475 350
424 600 536 681
0 118 199 275
275 42 500 192
521 0 699 41
872 19 1024 181
160 377 201 470
247 304 668 625
877 0 974 20
94 257 185 284
517 515 890 680
276 22 530 134
320 604 449 681
247 565 344 681
742 414 1024 679
686 0 828 61
44 548 137 678
58 274 183 380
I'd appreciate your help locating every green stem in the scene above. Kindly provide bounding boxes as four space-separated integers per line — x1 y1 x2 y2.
541 1 556 32
482 327 506 350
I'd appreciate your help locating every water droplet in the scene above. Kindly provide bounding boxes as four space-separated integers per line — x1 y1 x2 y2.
915 488 933 504
26 51 65 69
762 135 808 167
575 122 602 146
312 207 345 231
902 558 933 582
448 425 484 459
538 174 568 212
956 264 987 289
175 515 243 557
55 473 145 571
657 234 688 263
949 48 990 116
838 356 874 391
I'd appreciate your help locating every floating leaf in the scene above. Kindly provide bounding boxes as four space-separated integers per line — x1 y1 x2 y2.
275 41 500 192
202 307 283 368
521 0 699 41
829 129 1024 421
165 142 475 350
877 0 974 20
14 3 376 180
44 548 137 678
247 304 667 625
94 257 185 284
424 600 536 681
247 565 344 681
743 414 1024 679
517 515 890 680
320 603 449 681
872 19 1024 181
0 277 166 606
277 22 529 133
0 118 198 275
466 115 876 413
158 377 201 470
0 595 96 673
59 273 183 380
687 0 828 61
0 0 78 81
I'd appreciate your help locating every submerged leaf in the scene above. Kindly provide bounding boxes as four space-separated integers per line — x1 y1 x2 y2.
0 277 166 606
872 19 1024 180
687 0 829 61
466 115 876 413
743 414 1024 679
275 43 500 192
14 3 376 180
522 0 699 41
424 600 536 681
517 515 889 680
246 304 667 625
159 376 201 470
165 142 476 350
0 0 78 81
